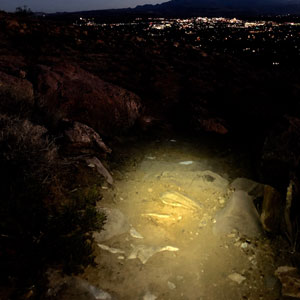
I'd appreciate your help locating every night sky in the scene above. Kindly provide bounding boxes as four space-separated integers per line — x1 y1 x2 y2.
0 0 167 13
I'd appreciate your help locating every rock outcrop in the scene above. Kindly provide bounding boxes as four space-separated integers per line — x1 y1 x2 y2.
36 63 141 136
64 120 111 154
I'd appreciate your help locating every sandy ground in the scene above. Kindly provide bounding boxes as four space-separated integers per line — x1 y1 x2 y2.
82 136 282 300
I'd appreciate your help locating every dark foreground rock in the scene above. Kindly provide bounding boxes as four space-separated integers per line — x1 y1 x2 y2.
262 115 300 189
64 120 112 154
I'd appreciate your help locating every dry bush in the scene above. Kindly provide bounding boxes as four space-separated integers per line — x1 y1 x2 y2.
0 114 104 299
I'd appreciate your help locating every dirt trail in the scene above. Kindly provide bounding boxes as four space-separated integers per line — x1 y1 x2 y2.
82 136 282 300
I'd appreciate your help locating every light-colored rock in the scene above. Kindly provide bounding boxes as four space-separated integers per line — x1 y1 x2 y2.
97 244 125 254
228 273 246 284
128 245 179 264
143 291 157 300
142 213 177 225
213 190 263 238
160 191 202 211
168 281 176 290
93 208 129 242
142 213 171 219
230 177 264 198
130 227 144 239
241 242 248 249
86 157 113 185
275 266 300 298
179 161 193 165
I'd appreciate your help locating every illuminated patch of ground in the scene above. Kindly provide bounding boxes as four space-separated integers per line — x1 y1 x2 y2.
82 137 280 300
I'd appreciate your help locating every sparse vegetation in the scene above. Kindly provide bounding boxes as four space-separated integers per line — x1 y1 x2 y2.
15 6 33 16
0 114 105 297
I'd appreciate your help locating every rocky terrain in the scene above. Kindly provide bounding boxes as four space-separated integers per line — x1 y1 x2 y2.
0 10 300 299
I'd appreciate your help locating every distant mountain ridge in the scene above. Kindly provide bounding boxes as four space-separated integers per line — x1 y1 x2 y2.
48 0 300 19
133 0 300 16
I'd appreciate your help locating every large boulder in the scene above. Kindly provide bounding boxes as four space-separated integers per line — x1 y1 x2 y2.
36 63 141 136
213 190 263 238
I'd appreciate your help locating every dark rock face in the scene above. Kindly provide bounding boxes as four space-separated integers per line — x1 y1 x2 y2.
36 63 141 136
261 116 300 243
261 185 283 233
262 116 300 189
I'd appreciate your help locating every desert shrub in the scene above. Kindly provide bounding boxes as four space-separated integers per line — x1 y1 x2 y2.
0 115 57 281
45 186 105 274
0 115 104 297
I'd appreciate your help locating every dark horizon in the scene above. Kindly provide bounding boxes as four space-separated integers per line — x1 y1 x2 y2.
0 0 166 13
1 0 300 14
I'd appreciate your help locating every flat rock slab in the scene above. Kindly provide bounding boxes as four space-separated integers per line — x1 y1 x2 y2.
159 170 229 194
139 160 208 179
93 208 130 242
213 190 263 238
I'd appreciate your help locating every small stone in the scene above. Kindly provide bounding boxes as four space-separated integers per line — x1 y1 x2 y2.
143 291 157 300
179 161 193 165
146 156 156 160
218 197 225 204
241 242 248 249
228 273 246 284
168 281 176 290
118 256 125 260
130 227 144 239
148 188 153 193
